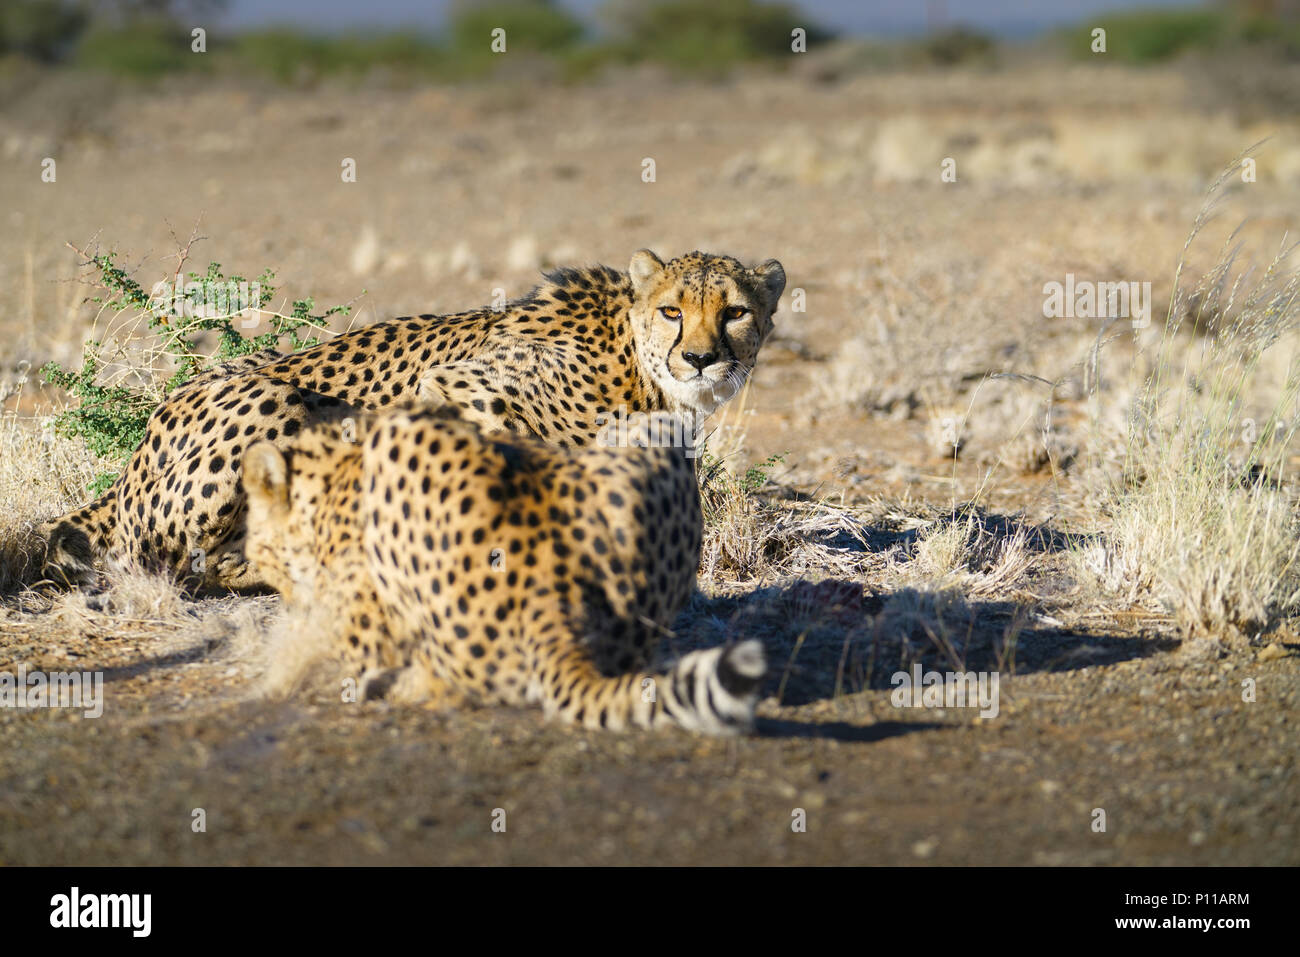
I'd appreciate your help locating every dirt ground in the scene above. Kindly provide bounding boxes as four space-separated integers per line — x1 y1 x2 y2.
0 60 1297 865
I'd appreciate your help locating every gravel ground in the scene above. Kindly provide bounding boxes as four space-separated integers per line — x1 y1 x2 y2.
0 595 1295 865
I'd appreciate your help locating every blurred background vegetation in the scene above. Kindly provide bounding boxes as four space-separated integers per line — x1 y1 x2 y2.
1 0 1300 85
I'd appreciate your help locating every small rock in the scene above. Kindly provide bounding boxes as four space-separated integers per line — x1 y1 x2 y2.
350 225 380 276
505 235 539 272
1257 643 1291 662
448 240 480 278
802 791 827 810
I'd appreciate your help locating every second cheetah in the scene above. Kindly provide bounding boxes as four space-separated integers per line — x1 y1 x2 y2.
242 406 766 735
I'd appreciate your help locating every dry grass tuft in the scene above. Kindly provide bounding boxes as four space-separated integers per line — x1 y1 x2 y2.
699 490 875 588
1073 152 1300 639
874 584 973 671
0 517 47 596
909 511 1041 600
0 381 102 593
50 568 188 625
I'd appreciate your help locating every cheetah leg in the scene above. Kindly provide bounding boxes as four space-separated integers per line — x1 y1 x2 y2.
204 525 265 592
318 576 471 708
415 362 515 435
365 666 470 709
40 488 118 586
39 355 290 590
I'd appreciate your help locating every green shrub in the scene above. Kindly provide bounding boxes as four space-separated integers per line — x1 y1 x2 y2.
231 6 586 86
1238 14 1300 58
599 0 832 74
10 0 838 82
0 0 89 63
1062 8 1229 63
233 29 441 84
916 27 995 67
74 18 200 78
449 0 584 55
42 249 354 495
431 0 585 80
698 449 786 525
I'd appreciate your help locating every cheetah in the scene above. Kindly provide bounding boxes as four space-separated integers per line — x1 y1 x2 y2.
42 250 786 590
241 406 767 735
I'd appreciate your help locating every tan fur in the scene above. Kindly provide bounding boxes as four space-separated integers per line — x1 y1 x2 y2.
243 407 766 735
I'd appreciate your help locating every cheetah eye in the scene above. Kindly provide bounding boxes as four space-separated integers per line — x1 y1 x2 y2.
723 306 749 321
658 306 682 321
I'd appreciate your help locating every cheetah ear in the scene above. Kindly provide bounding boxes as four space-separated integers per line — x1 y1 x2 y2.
242 442 290 515
629 249 665 295
752 259 786 304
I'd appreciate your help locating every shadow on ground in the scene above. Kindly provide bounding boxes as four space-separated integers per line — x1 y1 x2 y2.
684 509 1174 707
754 716 944 741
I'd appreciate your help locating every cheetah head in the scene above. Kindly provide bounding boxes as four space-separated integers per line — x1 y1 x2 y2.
628 250 786 417
241 439 334 606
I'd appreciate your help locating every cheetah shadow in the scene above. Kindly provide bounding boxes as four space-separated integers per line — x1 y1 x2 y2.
682 582 1175 708
679 510 1175 709
753 717 944 742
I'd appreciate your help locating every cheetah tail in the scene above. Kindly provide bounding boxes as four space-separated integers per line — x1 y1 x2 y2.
40 488 118 587
544 640 766 736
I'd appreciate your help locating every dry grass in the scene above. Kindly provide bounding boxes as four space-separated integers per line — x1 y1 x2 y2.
1070 154 1300 640
0 376 102 593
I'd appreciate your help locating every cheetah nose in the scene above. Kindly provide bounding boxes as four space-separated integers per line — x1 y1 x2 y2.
682 350 717 371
